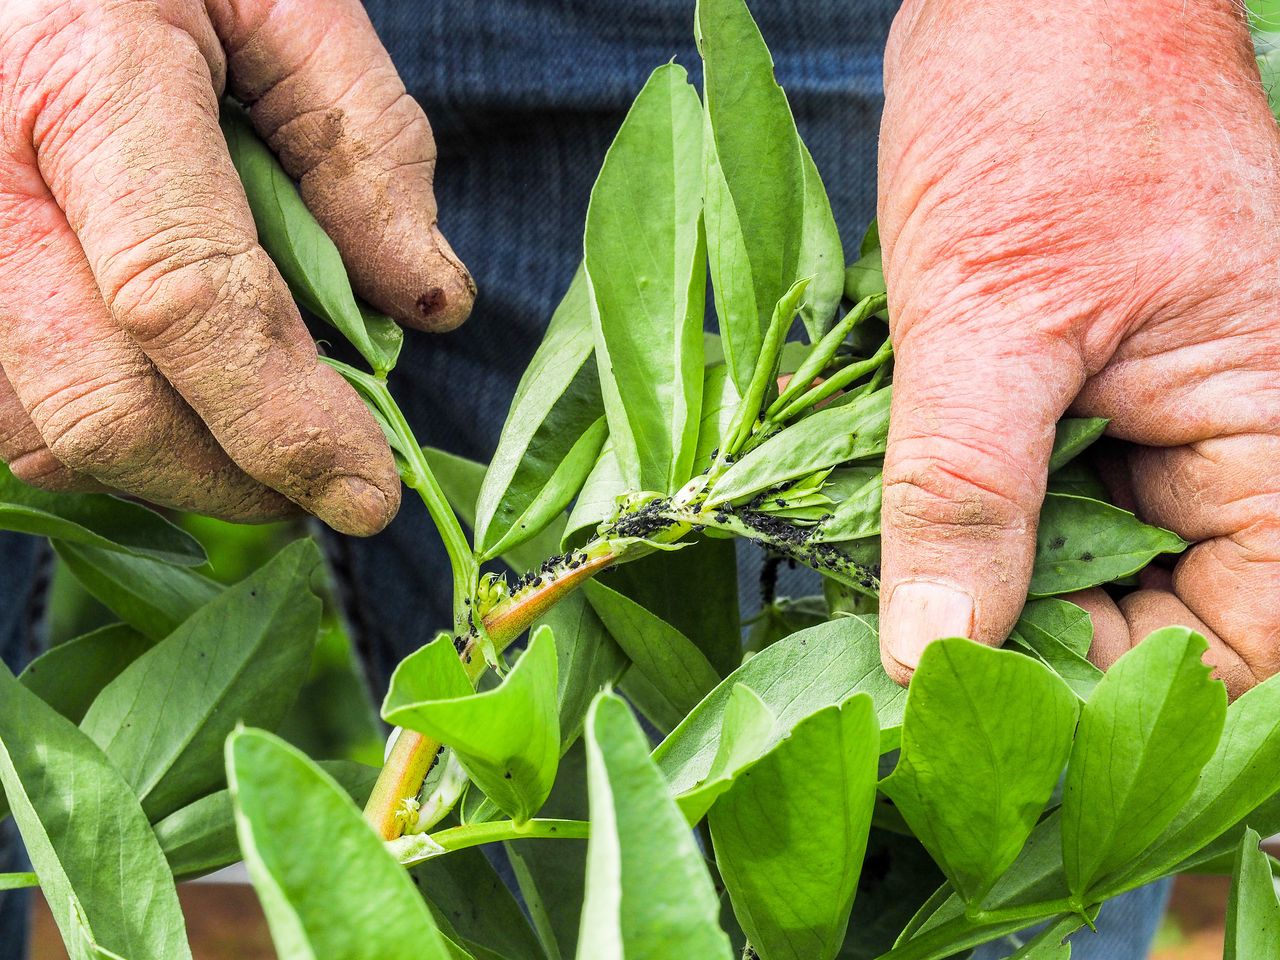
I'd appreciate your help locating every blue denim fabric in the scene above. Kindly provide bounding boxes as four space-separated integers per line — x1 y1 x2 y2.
0 3 1166 959
0 534 40 960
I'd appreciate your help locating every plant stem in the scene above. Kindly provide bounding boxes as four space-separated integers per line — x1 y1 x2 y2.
962 897 1078 927
364 546 620 839
391 819 590 868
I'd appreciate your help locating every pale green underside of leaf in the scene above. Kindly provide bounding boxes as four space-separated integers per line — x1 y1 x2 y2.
576 694 733 960
0 667 191 960
227 729 451 959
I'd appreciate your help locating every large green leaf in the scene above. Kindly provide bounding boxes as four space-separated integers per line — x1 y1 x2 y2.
412 846 547 960
697 0 805 391
1106 672 1280 890
608 538 742 675
576 694 733 960
384 628 560 823
1029 494 1186 597
711 696 879 960
154 760 378 880
0 667 191 960
222 104 402 375
227 729 452 958
54 542 221 640
18 623 152 723
79 539 322 819
675 684 776 824
706 386 891 505
1061 626 1227 901
536 591 629 749
882 640 1078 906
655 616 906 795
1225 829 1280 960
585 63 705 493
583 580 721 719
795 144 845 340
0 462 204 565
475 266 605 560
1007 598 1101 701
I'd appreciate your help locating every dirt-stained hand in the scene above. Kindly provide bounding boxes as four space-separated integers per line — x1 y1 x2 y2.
0 0 475 534
877 0 1280 694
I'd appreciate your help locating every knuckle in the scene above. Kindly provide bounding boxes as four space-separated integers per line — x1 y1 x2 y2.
109 243 286 347
39 376 164 475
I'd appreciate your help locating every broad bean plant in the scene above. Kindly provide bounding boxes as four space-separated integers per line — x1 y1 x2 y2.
3 2 1280 959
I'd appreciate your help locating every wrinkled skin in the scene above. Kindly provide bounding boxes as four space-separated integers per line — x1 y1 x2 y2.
877 0 1280 695
0 0 473 535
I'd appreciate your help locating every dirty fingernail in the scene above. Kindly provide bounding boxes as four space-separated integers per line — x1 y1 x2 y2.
884 579 975 670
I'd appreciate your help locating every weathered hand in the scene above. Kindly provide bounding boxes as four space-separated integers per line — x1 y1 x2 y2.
877 0 1280 694
0 0 474 534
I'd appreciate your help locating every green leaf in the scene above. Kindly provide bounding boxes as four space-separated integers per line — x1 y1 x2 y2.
697 0 805 392
1007 599 1103 701
221 104 402 375
583 581 721 719
79 539 322 819
536 591 629 749
585 63 706 493
0 666 191 960
1029 493 1186 597
54 541 221 640
155 760 378 881
655 616 906 795
1047 418 1108 472
608 539 742 675
227 728 452 958
476 266 606 559
882 640 1078 905
711 696 880 960
576 694 733 960
563 440 626 548
675 684 775 824
811 466 883 544
1225 829 1280 960
412 846 547 960
844 220 886 306
18 623 152 723
0 462 204 565
384 628 560 823
1062 626 1227 901
1109 671 1280 889
796 144 845 340
506 740 592 959
692 363 742 473
707 386 892 505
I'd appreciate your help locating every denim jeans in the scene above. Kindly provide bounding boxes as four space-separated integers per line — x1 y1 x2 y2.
0 3 1165 959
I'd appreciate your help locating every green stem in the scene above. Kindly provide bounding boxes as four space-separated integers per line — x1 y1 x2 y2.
962 897 1078 927
392 819 590 868
324 359 476 624
769 337 893 422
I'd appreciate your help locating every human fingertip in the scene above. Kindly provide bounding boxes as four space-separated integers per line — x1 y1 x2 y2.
880 578 975 682
313 472 402 537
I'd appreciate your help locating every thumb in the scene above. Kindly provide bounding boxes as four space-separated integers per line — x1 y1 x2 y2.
212 0 475 331
878 323 1083 684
